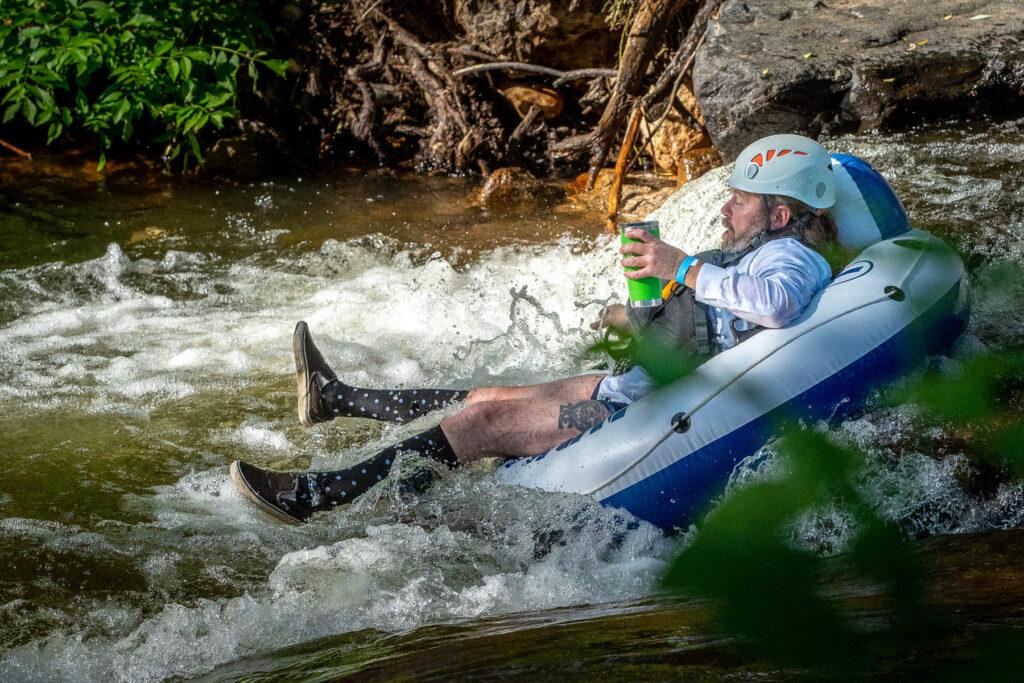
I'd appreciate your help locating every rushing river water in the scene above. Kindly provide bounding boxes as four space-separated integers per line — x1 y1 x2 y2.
2 119 1024 681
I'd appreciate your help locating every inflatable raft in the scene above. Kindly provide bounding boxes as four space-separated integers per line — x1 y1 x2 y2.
496 154 970 529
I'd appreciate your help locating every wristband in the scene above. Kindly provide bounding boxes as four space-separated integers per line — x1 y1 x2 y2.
675 255 699 284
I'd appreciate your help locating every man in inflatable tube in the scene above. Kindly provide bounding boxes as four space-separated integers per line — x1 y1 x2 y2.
231 134 840 525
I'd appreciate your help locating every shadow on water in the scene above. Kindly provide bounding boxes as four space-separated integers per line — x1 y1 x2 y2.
202 528 1024 681
0 154 603 272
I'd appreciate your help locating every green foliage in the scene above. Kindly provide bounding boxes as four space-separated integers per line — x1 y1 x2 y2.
889 350 1024 473
662 425 928 673
0 0 287 169
661 327 1024 674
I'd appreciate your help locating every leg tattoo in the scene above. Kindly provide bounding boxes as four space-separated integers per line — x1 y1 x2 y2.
557 400 612 432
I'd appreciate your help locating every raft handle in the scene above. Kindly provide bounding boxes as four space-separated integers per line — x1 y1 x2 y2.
884 285 905 301
671 412 692 434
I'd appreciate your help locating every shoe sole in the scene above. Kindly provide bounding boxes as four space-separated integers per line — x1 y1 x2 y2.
293 321 314 428
230 461 302 526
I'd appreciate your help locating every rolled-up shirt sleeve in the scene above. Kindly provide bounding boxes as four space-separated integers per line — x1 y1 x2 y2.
694 239 832 328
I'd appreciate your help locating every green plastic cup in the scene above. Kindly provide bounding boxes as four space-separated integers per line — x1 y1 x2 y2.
620 221 662 308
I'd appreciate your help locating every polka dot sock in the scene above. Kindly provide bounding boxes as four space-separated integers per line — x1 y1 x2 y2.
301 425 459 508
321 382 468 424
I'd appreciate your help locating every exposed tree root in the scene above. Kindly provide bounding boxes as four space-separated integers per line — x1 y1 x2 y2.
270 0 721 178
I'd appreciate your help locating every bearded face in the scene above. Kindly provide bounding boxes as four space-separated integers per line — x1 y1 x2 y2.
720 190 773 252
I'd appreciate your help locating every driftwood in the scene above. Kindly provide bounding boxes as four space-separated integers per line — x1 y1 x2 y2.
644 30 708 142
0 137 31 158
453 62 617 84
551 0 691 190
642 0 723 118
606 106 643 233
292 0 722 176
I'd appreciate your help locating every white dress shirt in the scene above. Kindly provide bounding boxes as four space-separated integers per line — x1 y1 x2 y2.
596 237 832 404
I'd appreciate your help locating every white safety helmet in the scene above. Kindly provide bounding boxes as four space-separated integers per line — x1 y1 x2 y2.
727 133 836 209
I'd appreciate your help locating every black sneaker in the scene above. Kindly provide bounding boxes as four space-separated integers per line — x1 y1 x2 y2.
230 460 317 525
293 321 338 428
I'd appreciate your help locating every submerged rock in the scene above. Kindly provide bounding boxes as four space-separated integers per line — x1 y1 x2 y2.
693 0 1024 156
564 170 677 221
473 166 563 208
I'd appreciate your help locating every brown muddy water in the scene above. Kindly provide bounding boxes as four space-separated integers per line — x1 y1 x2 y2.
2 119 1024 681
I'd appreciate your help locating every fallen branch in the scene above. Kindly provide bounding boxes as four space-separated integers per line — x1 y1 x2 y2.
552 69 619 86
645 30 707 143
0 137 31 159
552 0 689 189
643 0 723 120
606 105 643 233
453 61 616 83
510 104 543 144
446 46 499 63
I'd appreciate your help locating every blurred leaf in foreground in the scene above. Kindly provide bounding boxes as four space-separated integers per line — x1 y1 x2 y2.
663 424 927 673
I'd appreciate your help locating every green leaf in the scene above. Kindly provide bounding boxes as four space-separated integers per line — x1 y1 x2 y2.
167 59 179 80
22 98 37 125
96 150 106 172
46 121 63 144
155 39 173 56
264 59 288 77
181 56 192 79
2 83 24 105
82 1 112 13
125 13 156 27
186 131 202 164
2 102 19 123
113 97 130 123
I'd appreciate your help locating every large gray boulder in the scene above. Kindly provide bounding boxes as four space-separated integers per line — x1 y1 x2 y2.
693 0 1024 157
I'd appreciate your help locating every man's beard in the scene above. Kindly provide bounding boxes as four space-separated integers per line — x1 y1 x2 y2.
720 210 771 252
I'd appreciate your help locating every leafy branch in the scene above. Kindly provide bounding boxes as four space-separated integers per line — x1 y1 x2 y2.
0 0 288 170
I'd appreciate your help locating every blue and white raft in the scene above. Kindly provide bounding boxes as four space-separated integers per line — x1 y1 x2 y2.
496 154 970 530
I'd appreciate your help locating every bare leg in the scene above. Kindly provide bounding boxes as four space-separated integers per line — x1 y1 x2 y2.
298 319 607 425
465 374 606 405
443 374 608 461
232 374 611 524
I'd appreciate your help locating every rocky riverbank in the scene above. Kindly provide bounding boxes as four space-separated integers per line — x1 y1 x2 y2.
695 0 1024 157
3 0 1021 197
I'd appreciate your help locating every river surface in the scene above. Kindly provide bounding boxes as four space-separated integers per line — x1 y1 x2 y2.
1 119 1023 681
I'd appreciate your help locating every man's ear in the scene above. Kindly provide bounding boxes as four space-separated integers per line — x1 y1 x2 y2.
771 203 792 228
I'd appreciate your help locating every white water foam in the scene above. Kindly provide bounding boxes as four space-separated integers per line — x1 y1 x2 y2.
3 472 670 682
3 136 1022 681
0 171 733 681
